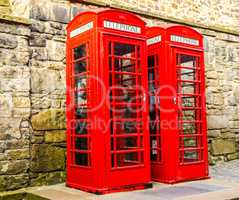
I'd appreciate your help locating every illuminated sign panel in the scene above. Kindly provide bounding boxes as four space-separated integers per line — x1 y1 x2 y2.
147 35 162 45
171 35 199 46
70 22 94 38
103 20 141 34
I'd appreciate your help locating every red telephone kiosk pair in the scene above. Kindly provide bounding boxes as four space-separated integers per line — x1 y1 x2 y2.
66 9 209 194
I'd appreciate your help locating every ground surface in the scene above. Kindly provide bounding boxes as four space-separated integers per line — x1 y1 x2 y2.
1 161 239 200
27 160 239 200
210 159 239 183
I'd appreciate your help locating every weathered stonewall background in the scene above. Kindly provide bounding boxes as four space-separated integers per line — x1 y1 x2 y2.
0 0 239 192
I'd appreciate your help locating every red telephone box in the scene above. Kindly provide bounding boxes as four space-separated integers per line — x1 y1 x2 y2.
66 9 151 194
146 25 209 183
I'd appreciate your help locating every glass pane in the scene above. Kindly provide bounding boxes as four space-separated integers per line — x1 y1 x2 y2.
114 73 139 87
74 44 86 60
116 152 141 167
177 54 196 68
75 75 87 90
74 60 87 74
75 137 88 150
179 122 196 134
150 121 159 134
75 121 87 134
75 91 87 105
110 88 142 103
177 68 196 81
180 137 197 147
114 59 136 72
75 153 88 166
75 107 87 119
114 121 142 135
180 83 196 94
182 96 196 107
183 150 198 162
75 75 87 105
112 105 141 119
179 109 196 121
148 55 155 68
149 95 157 120
116 137 139 150
114 43 135 57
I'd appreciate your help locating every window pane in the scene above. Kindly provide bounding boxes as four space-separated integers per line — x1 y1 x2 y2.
116 137 139 150
114 43 135 57
74 44 86 60
114 121 142 134
75 153 88 166
110 88 142 103
114 59 136 73
75 75 87 105
75 121 88 134
74 60 87 74
177 54 196 68
112 105 141 119
116 152 141 167
75 137 88 150
75 107 87 119
182 150 199 162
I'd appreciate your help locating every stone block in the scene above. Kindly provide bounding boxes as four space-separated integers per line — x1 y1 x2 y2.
0 0 10 6
226 153 239 161
45 130 66 143
211 139 236 155
0 66 30 93
31 68 65 94
0 93 13 117
0 141 6 153
30 5 50 21
31 48 48 61
0 160 28 175
207 130 221 138
5 139 29 150
29 33 46 47
30 21 46 33
5 149 29 160
31 109 66 131
52 5 70 23
0 174 28 191
207 115 229 129
31 136 44 144
1 191 26 200
13 97 30 108
0 33 18 49
47 41 65 61
10 0 30 18
30 171 66 187
30 144 65 172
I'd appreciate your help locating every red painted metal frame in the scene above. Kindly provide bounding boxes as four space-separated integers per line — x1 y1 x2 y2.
66 9 151 194
146 25 209 183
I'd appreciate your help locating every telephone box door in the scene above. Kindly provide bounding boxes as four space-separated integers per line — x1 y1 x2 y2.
103 34 150 187
172 47 208 181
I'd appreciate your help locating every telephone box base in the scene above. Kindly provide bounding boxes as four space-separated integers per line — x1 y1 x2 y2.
66 182 153 195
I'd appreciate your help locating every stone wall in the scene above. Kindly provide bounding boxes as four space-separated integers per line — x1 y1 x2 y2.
0 0 239 192
0 21 31 191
